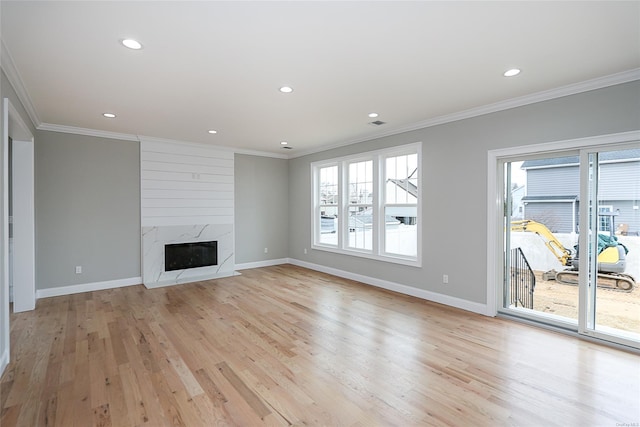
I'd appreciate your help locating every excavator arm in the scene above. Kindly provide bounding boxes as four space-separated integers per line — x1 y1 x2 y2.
510 220 573 266
510 219 635 291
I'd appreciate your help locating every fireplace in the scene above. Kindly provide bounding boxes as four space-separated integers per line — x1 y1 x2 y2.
142 224 233 288
165 241 218 272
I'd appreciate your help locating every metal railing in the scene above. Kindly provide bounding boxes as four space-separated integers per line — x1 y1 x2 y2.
510 247 536 309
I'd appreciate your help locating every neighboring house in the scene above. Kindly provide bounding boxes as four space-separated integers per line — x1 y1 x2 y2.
521 150 640 234
321 177 416 234
511 184 526 220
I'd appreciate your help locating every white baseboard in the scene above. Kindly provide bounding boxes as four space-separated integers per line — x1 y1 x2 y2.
235 258 289 271
36 277 142 299
288 258 489 316
0 348 10 376
32 260 488 316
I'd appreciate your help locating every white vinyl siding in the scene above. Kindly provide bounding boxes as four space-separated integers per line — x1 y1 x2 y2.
526 166 580 197
598 161 640 200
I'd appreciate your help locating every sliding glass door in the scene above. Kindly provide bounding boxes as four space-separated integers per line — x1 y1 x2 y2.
580 148 639 347
503 152 580 327
500 143 639 349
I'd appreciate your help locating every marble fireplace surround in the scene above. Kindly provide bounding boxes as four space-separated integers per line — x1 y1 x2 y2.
142 224 235 288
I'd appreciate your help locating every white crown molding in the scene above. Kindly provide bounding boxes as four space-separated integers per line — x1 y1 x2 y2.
233 147 289 160
137 135 289 159
288 68 640 159
38 122 140 142
138 134 217 148
1 40 41 128
36 126 289 158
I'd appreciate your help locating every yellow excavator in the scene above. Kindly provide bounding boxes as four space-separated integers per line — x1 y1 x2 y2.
510 220 636 291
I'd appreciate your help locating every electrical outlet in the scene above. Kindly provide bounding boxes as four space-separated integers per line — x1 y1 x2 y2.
304 248 308 254
443 274 449 284
75 266 82 274
264 247 268 254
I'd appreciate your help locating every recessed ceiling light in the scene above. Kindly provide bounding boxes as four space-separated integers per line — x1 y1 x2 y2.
279 86 293 93
504 68 521 77
368 112 379 118
280 141 288 145
121 38 143 50
103 113 116 118
208 130 218 134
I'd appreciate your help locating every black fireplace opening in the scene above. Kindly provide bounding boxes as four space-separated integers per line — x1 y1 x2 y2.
165 241 218 272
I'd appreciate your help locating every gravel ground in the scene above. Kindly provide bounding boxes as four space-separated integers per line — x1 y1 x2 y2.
531 270 639 334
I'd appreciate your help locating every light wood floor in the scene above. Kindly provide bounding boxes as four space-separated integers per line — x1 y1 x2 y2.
1 264 638 426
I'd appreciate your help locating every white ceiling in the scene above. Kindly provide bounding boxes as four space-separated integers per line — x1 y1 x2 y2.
2 1 639 157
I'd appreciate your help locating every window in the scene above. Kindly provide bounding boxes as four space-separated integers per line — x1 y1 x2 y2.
347 160 373 250
598 205 613 232
312 143 421 266
317 165 339 245
384 152 418 257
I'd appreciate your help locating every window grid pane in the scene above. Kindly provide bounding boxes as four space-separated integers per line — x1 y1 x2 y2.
348 161 373 204
384 153 418 256
348 206 373 250
347 160 373 250
318 165 339 245
319 166 338 205
384 208 417 257
386 154 418 204
318 206 338 245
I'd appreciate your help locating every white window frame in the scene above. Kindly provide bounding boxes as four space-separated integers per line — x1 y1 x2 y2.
314 162 341 247
597 205 613 232
311 142 422 267
345 157 375 252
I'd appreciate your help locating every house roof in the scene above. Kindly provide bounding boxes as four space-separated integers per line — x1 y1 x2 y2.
522 149 640 169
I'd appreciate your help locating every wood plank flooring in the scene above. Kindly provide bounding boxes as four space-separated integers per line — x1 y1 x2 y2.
1 264 639 426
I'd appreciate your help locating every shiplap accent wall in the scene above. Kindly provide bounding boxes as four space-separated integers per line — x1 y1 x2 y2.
140 138 235 288
140 138 234 227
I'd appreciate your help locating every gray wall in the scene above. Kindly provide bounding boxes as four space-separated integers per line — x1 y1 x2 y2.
288 81 640 305
235 154 289 264
35 131 140 289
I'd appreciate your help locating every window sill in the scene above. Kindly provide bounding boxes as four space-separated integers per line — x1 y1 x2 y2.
311 244 421 268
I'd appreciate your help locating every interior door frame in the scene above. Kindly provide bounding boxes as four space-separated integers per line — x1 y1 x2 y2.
3 98 35 313
486 131 640 320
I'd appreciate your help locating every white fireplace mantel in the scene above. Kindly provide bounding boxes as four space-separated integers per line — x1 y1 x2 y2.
142 224 234 288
